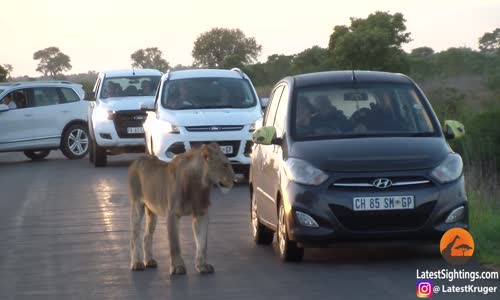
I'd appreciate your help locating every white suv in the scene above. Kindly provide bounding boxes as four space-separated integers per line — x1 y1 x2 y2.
86 69 162 167
143 68 263 177
0 81 89 160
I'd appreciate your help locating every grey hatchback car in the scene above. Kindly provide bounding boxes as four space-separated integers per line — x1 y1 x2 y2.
250 71 467 262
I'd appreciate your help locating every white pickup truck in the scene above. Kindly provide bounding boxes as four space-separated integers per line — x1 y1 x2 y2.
85 69 162 167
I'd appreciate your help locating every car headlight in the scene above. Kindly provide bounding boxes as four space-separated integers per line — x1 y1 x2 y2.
430 154 463 183
95 107 112 121
282 158 329 186
157 120 180 134
249 117 263 132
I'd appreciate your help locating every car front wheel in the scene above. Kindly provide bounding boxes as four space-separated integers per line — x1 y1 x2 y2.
92 139 107 167
251 191 274 245
61 124 89 159
277 202 304 262
24 150 50 161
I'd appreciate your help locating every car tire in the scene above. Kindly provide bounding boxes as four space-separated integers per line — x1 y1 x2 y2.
277 201 304 262
61 124 89 159
24 150 50 160
92 140 107 167
251 191 274 245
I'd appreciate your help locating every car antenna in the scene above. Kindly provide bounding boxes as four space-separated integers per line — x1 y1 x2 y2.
351 65 357 84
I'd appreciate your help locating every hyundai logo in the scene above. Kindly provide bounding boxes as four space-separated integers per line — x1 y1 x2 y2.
373 178 392 189
210 126 220 131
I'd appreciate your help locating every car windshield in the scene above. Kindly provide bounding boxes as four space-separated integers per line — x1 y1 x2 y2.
161 78 257 110
100 76 160 99
293 83 437 140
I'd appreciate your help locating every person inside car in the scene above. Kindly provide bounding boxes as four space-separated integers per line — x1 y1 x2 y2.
310 95 351 133
169 82 195 109
140 80 153 96
1 94 17 109
295 97 317 137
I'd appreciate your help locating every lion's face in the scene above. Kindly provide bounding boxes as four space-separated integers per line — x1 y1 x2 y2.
202 143 235 193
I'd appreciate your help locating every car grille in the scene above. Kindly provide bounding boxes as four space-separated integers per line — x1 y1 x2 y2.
330 201 436 232
190 141 240 157
185 125 244 132
112 110 147 138
331 176 433 191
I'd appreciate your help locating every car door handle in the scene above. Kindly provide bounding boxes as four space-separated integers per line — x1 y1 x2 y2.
24 114 32 117
61 110 70 113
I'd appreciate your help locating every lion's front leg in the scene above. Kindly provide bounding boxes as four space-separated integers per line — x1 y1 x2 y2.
193 213 214 274
167 213 186 275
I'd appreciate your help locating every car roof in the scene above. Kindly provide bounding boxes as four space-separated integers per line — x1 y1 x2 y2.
102 69 162 78
164 69 246 81
291 70 413 88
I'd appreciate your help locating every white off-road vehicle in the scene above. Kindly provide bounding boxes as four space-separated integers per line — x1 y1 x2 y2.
85 69 162 167
142 68 263 178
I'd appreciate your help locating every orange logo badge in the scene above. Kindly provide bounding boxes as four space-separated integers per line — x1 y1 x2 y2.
440 228 474 265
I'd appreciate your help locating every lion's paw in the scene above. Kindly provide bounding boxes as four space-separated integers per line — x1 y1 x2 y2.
170 265 187 275
131 261 146 271
196 263 215 274
145 259 158 268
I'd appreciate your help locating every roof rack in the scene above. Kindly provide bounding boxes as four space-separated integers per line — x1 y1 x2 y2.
165 69 171 81
231 68 245 78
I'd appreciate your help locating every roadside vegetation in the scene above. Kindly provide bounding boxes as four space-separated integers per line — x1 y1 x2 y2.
1 11 498 264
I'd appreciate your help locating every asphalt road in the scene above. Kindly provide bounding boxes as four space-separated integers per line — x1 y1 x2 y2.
0 151 498 300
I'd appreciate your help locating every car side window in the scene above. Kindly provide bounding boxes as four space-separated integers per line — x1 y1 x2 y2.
32 87 61 107
59 88 80 103
1 89 29 109
264 85 284 127
273 84 289 136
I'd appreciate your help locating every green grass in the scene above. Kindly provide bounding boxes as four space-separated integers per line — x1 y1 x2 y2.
468 191 500 264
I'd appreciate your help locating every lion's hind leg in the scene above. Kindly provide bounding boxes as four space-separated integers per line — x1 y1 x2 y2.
130 200 145 271
143 206 158 268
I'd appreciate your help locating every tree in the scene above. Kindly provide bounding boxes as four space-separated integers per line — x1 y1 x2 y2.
0 65 7 82
291 46 330 74
33 47 72 78
410 47 435 57
2 64 13 79
328 11 412 72
192 28 262 68
130 47 169 71
479 28 500 54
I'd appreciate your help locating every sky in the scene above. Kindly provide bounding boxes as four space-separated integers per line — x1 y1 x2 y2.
2 0 500 77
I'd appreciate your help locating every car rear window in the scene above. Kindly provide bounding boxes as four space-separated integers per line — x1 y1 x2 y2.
161 78 257 110
292 83 438 140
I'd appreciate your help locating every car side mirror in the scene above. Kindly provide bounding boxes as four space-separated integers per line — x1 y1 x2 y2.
140 102 155 112
83 92 95 101
0 104 9 112
252 126 282 145
444 120 465 140
260 97 269 110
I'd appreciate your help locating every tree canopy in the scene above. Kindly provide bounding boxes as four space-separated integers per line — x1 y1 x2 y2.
411 47 435 57
479 28 500 54
33 47 72 78
192 28 262 68
130 47 169 71
0 65 7 82
328 11 412 72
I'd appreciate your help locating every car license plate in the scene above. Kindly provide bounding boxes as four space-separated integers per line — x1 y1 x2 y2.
127 127 144 134
353 196 414 211
220 145 233 154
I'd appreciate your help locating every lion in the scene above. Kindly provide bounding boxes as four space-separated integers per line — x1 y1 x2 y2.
128 142 235 274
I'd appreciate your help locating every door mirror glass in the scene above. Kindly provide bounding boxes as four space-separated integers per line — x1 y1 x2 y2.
260 97 269 110
140 102 155 112
444 120 465 140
